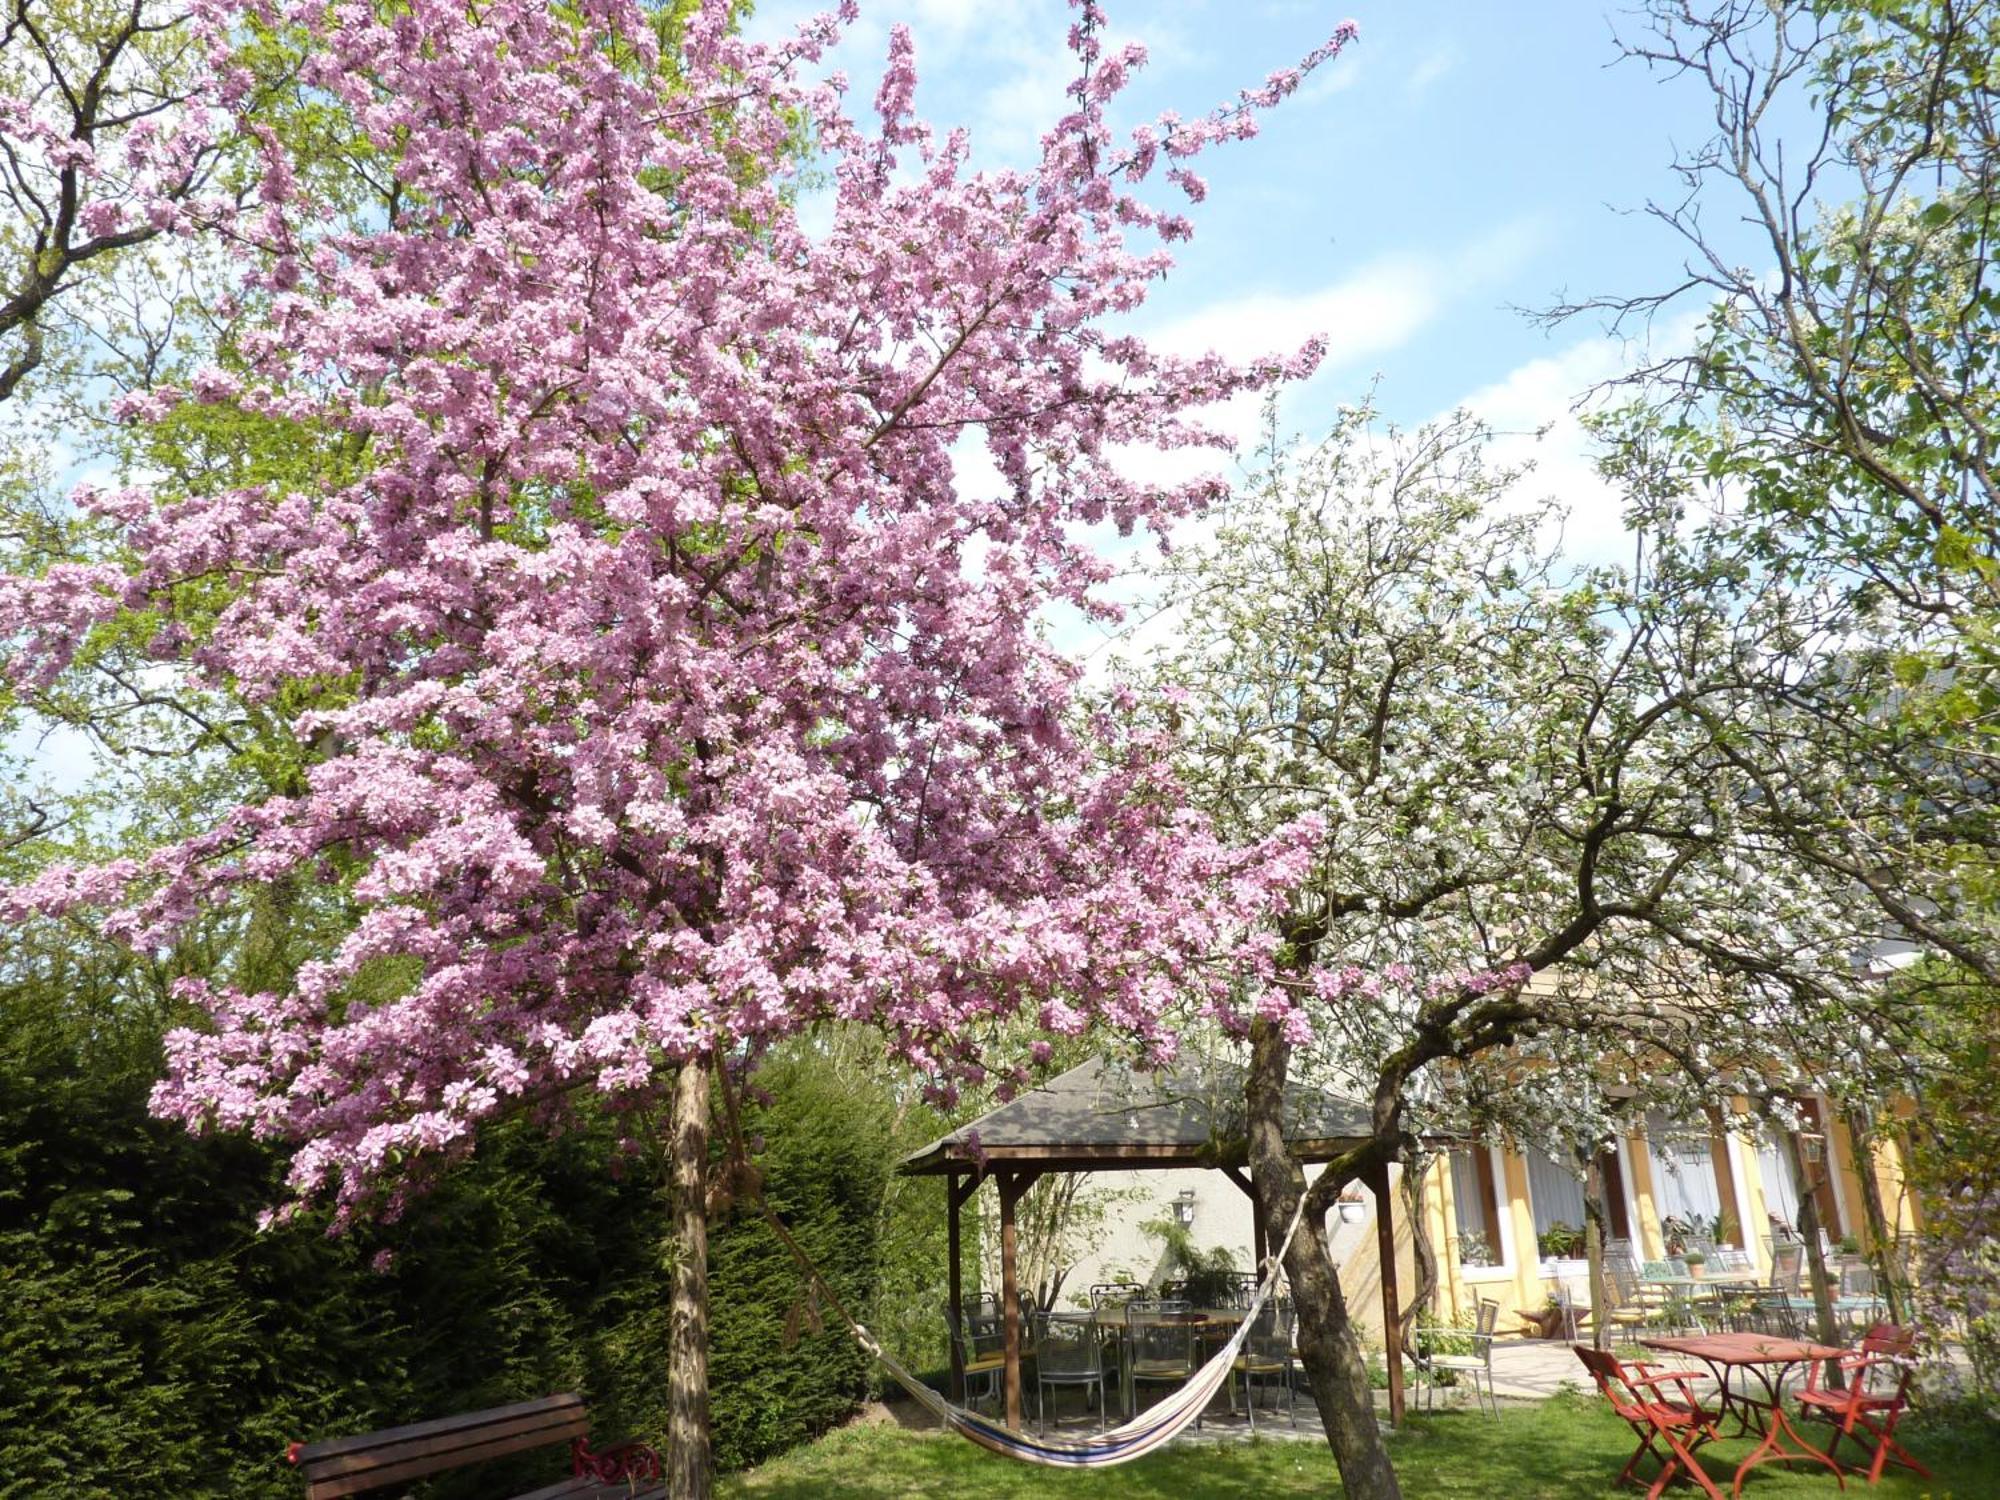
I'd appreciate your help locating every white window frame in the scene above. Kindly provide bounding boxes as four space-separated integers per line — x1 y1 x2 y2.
1458 1144 1516 1284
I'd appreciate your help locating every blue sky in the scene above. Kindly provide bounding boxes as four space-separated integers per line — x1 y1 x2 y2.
746 0 1747 575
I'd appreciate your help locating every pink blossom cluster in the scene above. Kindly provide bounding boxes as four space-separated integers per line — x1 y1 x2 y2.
0 1 1355 1222
0 52 228 251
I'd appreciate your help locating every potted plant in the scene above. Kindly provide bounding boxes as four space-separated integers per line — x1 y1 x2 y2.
1536 1221 1584 1260
1337 1186 1367 1224
1682 1248 1707 1280
1139 1215 1239 1305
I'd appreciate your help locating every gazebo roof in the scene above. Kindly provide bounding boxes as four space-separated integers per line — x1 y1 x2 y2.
898 1053 1376 1176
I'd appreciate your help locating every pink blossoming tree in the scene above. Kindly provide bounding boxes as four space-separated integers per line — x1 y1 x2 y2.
0 2 1353 1492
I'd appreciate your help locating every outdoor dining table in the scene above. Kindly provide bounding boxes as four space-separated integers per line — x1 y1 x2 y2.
1641 1332 1848 1494
1641 1273 1759 1293
1085 1306 1246 1420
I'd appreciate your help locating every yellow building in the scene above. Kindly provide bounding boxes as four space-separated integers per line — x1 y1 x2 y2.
1412 1096 1923 1331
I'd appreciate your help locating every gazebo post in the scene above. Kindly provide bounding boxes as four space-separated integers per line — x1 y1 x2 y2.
946 1172 967 1402
997 1169 1039 1430
1369 1158 1405 1425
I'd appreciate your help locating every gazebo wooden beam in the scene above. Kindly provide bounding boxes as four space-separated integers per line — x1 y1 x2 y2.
901 1137 1376 1176
997 1169 1042 1430
945 1169 984 1402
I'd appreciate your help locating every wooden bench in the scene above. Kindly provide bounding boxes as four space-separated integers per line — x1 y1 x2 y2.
288 1393 664 1499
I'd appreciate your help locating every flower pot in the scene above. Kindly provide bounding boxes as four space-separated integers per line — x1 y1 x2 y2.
1686 1263 1705 1280
1337 1200 1365 1224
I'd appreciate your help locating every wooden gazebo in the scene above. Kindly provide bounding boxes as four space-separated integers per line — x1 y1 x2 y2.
898 1054 1408 1429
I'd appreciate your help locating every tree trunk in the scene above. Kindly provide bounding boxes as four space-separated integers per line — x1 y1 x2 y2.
1398 1146 1438 1358
1246 1021 1401 1500
667 1061 714 1500
1782 1127 1840 1358
1582 1151 1610 1350
1842 1104 1906 1325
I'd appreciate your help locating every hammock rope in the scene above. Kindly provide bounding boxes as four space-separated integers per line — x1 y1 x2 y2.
714 1060 1313 1468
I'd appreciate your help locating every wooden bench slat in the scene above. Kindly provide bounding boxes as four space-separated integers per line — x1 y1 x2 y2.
294 1393 586 1464
510 1478 666 1500
293 1392 662 1500
299 1403 588 1480
506 1480 599 1500
302 1412 592 1498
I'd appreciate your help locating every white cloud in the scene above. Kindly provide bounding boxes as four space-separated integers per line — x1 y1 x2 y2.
1447 306 1710 571
1406 44 1458 97
1149 218 1543 373
1150 259 1439 373
1451 335 1636 571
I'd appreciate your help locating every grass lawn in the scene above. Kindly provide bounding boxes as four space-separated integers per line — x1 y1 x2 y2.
722 1395 2000 1499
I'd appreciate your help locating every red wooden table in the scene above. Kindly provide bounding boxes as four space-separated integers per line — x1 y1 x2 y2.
1641 1333 1847 1496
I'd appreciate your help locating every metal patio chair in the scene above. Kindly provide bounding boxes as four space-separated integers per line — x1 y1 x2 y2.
947 1303 1008 1412
1126 1300 1201 1425
1234 1298 1298 1430
1418 1297 1502 1418
1031 1310 1108 1432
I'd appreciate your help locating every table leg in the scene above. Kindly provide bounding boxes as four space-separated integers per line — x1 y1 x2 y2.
1729 1363 1846 1499
1696 1357 1744 1438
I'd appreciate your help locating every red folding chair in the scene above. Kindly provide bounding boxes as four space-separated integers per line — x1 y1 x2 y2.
1796 1323 1931 1484
1573 1344 1725 1500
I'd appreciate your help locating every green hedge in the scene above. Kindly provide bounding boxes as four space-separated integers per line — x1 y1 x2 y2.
0 965 925 1496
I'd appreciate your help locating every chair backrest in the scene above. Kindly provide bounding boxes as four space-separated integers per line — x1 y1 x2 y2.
1607 1263 1642 1307
1090 1281 1144 1310
1473 1297 1500 1339
1641 1259 1675 1280
1714 1247 1755 1275
947 1301 1005 1357
1031 1312 1099 1376
1769 1242 1803 1290
1838 1262 1875 1298
1572 1345 1649 1421
1550 1283 1583 1340
1816 1324 1919 1406
1752 1289 1802 1338
1127 1304 1195 1367
1245 1300 1293 1359
1858 1322 1917 1358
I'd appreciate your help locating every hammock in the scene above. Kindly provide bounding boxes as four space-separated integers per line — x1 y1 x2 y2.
852 1186 1310 1467
716 1064 1313 1469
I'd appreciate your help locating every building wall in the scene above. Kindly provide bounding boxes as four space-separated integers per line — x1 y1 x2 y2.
1019 1162 1410 1349
1423 1094 1916 1330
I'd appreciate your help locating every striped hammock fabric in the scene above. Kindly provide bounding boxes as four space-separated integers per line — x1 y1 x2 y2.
844 1190 1313 1468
